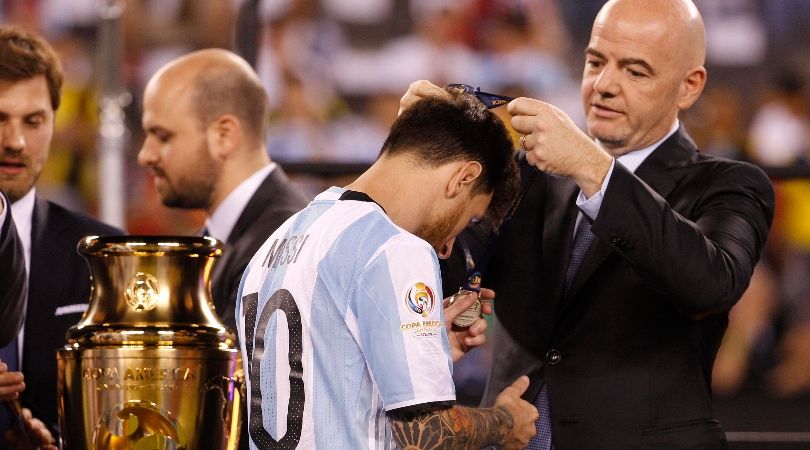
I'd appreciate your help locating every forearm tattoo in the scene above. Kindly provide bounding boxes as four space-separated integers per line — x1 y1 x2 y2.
389 404 514 449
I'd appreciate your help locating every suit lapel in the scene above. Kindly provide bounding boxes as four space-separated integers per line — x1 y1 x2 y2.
561 128 697 302
542 176 579 311
25 199 68 344
226 168 288 244
633 128 695 198
28 198 66 284
211 168 295 298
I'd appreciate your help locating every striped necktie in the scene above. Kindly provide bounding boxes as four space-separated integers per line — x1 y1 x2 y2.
564 217 595 292
528 216 595 450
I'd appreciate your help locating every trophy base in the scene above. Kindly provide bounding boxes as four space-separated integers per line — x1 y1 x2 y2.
58 347 242 450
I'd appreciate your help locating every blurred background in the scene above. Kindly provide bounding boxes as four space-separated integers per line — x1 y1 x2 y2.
3 0 810 447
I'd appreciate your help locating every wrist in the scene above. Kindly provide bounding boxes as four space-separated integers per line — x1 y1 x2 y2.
576 150 612 198
492 405 516 446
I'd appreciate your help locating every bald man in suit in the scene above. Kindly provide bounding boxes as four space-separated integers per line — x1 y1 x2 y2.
402 0 774 448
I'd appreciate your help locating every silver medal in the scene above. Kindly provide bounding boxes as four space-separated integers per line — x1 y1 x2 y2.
449 289 482 328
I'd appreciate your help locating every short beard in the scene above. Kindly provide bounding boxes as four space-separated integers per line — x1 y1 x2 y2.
414 201 465 253
0 150 40 203
156 140 219 210
1 181 34 204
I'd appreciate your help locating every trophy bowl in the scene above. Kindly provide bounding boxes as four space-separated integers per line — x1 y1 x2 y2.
57 236 242 450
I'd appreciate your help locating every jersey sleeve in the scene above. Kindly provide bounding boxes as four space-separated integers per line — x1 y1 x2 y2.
350 237 455 411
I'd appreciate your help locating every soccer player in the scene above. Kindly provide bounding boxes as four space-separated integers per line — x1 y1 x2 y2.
236 91 538 449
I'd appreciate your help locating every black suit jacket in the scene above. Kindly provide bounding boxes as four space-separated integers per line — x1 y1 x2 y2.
207 167 308 450
210 166 309 331
0 192 25 347
20 198 123 433
445 128 774 449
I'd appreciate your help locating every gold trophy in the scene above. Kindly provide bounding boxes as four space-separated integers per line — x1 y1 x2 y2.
57 236 243 449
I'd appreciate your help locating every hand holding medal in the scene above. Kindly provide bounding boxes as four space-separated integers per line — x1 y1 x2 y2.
449 286 483 328
447 237 486 328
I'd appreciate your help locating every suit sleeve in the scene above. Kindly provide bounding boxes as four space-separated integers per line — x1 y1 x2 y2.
0 191 26 346
592 162 775 315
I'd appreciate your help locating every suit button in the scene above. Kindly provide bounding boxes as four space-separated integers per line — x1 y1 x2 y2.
545 349 562 365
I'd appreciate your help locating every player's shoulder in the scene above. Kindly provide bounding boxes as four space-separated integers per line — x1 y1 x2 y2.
387 228 433 249
367 228 436 269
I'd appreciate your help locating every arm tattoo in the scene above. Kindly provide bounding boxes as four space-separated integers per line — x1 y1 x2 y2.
389 404 514 449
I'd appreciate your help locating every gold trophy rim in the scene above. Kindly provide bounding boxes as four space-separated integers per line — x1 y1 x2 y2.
79 235 223 256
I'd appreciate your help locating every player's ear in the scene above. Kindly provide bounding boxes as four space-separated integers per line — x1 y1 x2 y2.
446 161 482 198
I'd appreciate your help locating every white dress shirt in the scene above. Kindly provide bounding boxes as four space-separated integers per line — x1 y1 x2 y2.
9 188 35 274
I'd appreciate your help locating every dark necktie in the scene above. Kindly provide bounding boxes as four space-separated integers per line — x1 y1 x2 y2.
527 384 553 450
0 338 18 372
528 215 596 450
0 337 19 434
563 216 595 292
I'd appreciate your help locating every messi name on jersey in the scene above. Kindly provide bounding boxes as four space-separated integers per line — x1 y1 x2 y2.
261 234 310 269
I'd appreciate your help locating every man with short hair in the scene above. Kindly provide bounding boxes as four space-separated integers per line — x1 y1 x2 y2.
237 91 539 449
403 0 775 448
0 25 123 448
138 48 310 332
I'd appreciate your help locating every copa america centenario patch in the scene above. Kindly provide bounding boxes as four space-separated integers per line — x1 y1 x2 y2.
405 282 435 318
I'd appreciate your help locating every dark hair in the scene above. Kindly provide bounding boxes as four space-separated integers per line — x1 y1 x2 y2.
190 63 270 143
380 92 519 227
0 25 63 110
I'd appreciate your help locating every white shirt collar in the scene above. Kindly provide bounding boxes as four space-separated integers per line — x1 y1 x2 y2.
614 120 680 173
205 163 277 243
10 188 36 274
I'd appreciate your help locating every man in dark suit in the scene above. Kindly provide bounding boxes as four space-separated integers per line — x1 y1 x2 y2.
137 48 309 449
402 0 774 448
0 25 123 448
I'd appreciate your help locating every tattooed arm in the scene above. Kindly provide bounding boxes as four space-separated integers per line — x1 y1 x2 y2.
389 376 538 450
390 404 512 449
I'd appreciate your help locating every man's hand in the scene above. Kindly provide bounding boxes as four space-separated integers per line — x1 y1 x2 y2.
4 407 58 450
508 97 612 197
444 288 494 362
493 375 539 450
0 361 24 402
399 80 449 115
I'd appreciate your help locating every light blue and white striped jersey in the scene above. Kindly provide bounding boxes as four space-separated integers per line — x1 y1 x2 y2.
236 187 455 450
